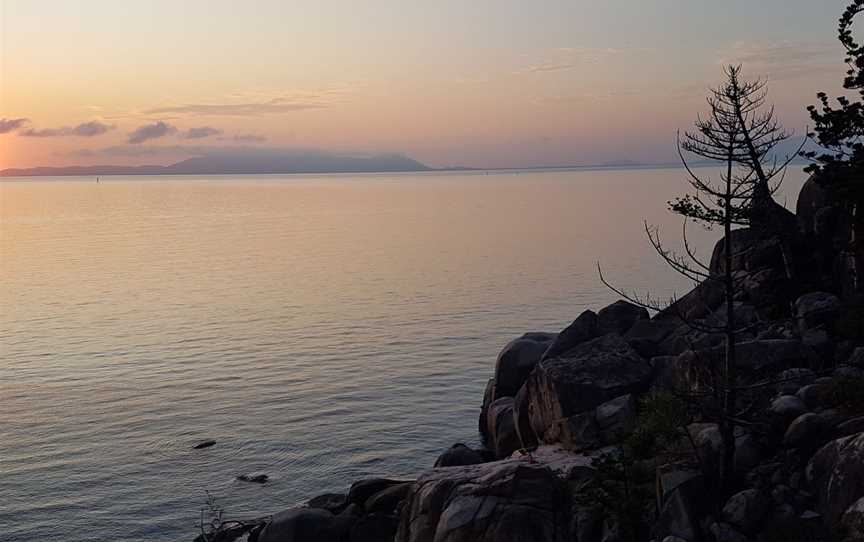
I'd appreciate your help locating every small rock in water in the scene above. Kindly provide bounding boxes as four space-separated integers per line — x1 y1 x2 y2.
193 440 216 450
237 474 269 484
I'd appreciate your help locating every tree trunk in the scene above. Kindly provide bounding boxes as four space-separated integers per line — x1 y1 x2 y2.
721 157 737 495
853 196 864 295
722 235 737 494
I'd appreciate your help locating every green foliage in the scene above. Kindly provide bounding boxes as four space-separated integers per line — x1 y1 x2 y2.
639 394 691 446
804 1 864 205
625 393 692 460
573 394 694 542
575 452 654 542
668 196 726 229
625 426 658 460
672 65 794 230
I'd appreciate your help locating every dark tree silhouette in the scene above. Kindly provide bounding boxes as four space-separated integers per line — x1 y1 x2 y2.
804 0 864 295
601 65 800 494
670 66 798 226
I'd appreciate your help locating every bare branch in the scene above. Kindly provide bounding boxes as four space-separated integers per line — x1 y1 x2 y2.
682 219 711 272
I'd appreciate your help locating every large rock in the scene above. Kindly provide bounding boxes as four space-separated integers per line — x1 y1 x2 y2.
652 350 715 395
738 267 788 313
734 433 762 473
524 334 651 445
350 514 399 542
512 384 537 449
709 522 750 542
795 292 841 332
797 176 828 235
625 318 679 358
708 229 793 308
710 228 760 275
553 394 637 451
848 347 864 368
348 479 412 508
479 378 496 439
655 339 812 397
744 236 789 273
800 510 827 539
485 397 522 458
819 408 853 429
306 493 348 514
783 413 830 452
734 339 813 373
541 310 599 361
814 205 847 240
690 423 723 476
657 278 725 324
808 432 864 535
841 496 864 541
595 394 636 441
365 482 413 515
835 365 864 379
657 324 722 358
434 444 487 468
722 489 769 534
597 300 649 335
395 449 592 542
258 508 353 542
493 333 556 398
655 465 708 542
770 395 808 421
776 368 816 395
797 380 835 410
804 328 835 363
836 416 864 439
706 302 759 329
480 332 558 442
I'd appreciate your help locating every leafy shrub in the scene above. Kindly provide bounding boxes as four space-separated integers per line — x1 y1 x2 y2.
625 393 692 460
575 452 654 542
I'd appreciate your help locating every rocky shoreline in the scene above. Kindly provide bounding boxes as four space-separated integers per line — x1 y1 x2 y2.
198 176 864 542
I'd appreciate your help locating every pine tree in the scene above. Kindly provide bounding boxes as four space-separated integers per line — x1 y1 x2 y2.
804 0 864 295
601 65 800 493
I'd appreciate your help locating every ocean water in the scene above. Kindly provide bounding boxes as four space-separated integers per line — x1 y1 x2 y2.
0 168 807 541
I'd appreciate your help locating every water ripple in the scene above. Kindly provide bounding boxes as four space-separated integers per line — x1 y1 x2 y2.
0 170 807 541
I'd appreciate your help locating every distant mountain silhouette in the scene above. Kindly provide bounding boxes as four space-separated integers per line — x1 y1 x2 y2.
0 149 431 177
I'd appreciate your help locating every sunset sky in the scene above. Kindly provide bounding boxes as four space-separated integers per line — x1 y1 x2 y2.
0 0 854 169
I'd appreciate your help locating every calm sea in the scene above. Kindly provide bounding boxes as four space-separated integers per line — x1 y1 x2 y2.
0 168 807 541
